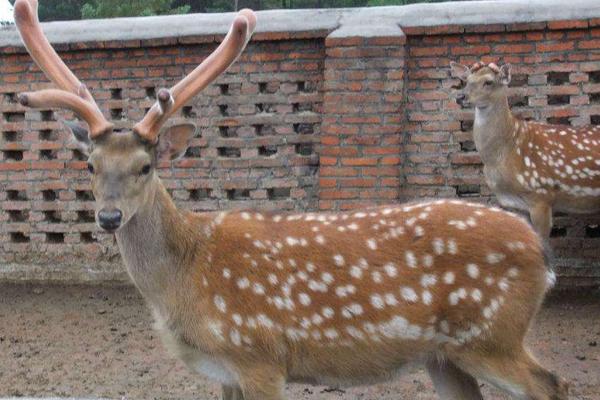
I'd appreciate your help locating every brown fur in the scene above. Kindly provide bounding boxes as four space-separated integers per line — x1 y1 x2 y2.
451 61 600 238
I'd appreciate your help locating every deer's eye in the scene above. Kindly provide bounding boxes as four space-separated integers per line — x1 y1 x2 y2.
140 164 151 175
87 162 95 173
484 80 494 86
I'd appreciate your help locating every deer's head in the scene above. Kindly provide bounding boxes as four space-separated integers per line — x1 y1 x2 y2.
15 0 256 232
450 61 511 108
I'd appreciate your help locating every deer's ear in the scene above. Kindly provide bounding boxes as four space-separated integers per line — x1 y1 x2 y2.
64 120 92 156
450 62 471 81
499 64 512 85
157 123 196 161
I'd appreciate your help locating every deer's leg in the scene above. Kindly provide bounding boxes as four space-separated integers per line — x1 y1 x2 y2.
530 202 552 238
450 348 568 400
426 358 483 400
237 364 286 400
222 385 244 400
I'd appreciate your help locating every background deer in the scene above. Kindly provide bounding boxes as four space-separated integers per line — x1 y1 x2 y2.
14 2 567 399
451 61 600 239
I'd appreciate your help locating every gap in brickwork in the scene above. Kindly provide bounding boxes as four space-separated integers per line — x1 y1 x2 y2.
3 150 23 161
80 232 96 243
227 189 250 200
39 129 58 141
77 210 95 223
460 140 476 152
592 115 600 125
72 149 87 161
258 145 277 157
189 188 212 200
44 210 61 223
145 87 156 98
41 110 54 121
585 225 600 238
258 82 267 93
294 103 313 112
46 232 64 244
3 112 25 122
455 184 480 197
509 95 528 107
547 95 570 106
295 143 314 155
219 84 229 95
589 71 600 84
42 190 58 201
509 74 528 87
8 209 28 222
10 232 30 243
3 92 17 103
40 149 58 160
547 71 570 85
294 123 314 135
550 226 567 237
460 120 474 132
3 131 21 141
219 104 229 116
218 147 241 158
7 190 26 201
547 117 571 125
590 93 600 105
219 126 236 138
268 188 291 200
110 108 125 120
110 88 123 100
76 190 94 201
182 106 196 118
184 146 202 158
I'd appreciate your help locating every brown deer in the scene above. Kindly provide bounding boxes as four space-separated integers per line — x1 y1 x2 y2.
451 61 600 239
14 2 568 399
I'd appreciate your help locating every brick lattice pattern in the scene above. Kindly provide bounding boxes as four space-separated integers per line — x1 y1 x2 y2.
0 16 599 285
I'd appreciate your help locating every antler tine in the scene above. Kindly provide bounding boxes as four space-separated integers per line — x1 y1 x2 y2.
134 9 257 143
14 0 112 138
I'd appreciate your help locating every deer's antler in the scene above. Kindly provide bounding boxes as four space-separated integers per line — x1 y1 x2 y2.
14 0 113 138
134 9 257 143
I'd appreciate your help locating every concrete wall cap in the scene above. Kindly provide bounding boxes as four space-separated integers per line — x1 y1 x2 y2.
0 0 599 48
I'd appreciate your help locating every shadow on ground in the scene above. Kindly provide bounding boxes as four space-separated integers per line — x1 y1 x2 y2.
0 284 598 399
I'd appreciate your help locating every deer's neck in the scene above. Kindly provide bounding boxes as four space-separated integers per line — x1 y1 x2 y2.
472 96 515 164
115 177 203 311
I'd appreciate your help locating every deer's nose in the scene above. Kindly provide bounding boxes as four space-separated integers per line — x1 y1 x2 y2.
455 93 466 105
98 208 122 231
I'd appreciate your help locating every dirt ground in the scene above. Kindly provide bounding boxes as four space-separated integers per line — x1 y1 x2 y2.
0 284 598 400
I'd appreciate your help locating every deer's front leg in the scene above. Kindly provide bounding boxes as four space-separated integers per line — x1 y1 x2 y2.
530 201 552 238
222 385 244 400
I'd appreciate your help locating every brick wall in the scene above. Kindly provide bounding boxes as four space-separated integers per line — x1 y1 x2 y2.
0 2 599 285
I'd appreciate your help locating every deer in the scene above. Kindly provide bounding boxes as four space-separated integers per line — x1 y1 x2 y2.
451 61 600 239
14 1 568 399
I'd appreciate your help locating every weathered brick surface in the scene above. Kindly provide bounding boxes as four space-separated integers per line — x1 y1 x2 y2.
320 32 405 211
1 8 600 285
404 26 600 285
0 39 323 275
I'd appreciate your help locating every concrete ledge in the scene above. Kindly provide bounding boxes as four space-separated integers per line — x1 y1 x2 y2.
0 0 599 49
0 263 128 284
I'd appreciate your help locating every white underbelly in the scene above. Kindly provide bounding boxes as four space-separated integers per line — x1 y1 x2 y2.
194 357 238 385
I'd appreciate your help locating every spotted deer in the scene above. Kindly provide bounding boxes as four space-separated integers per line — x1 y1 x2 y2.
14 1 568 398
451 61 600 239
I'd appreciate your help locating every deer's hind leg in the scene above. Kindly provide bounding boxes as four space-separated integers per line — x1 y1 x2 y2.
529 201 553 239
426 358 483 400
237 364 286 400
222 385 244 400
449 347 568 400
